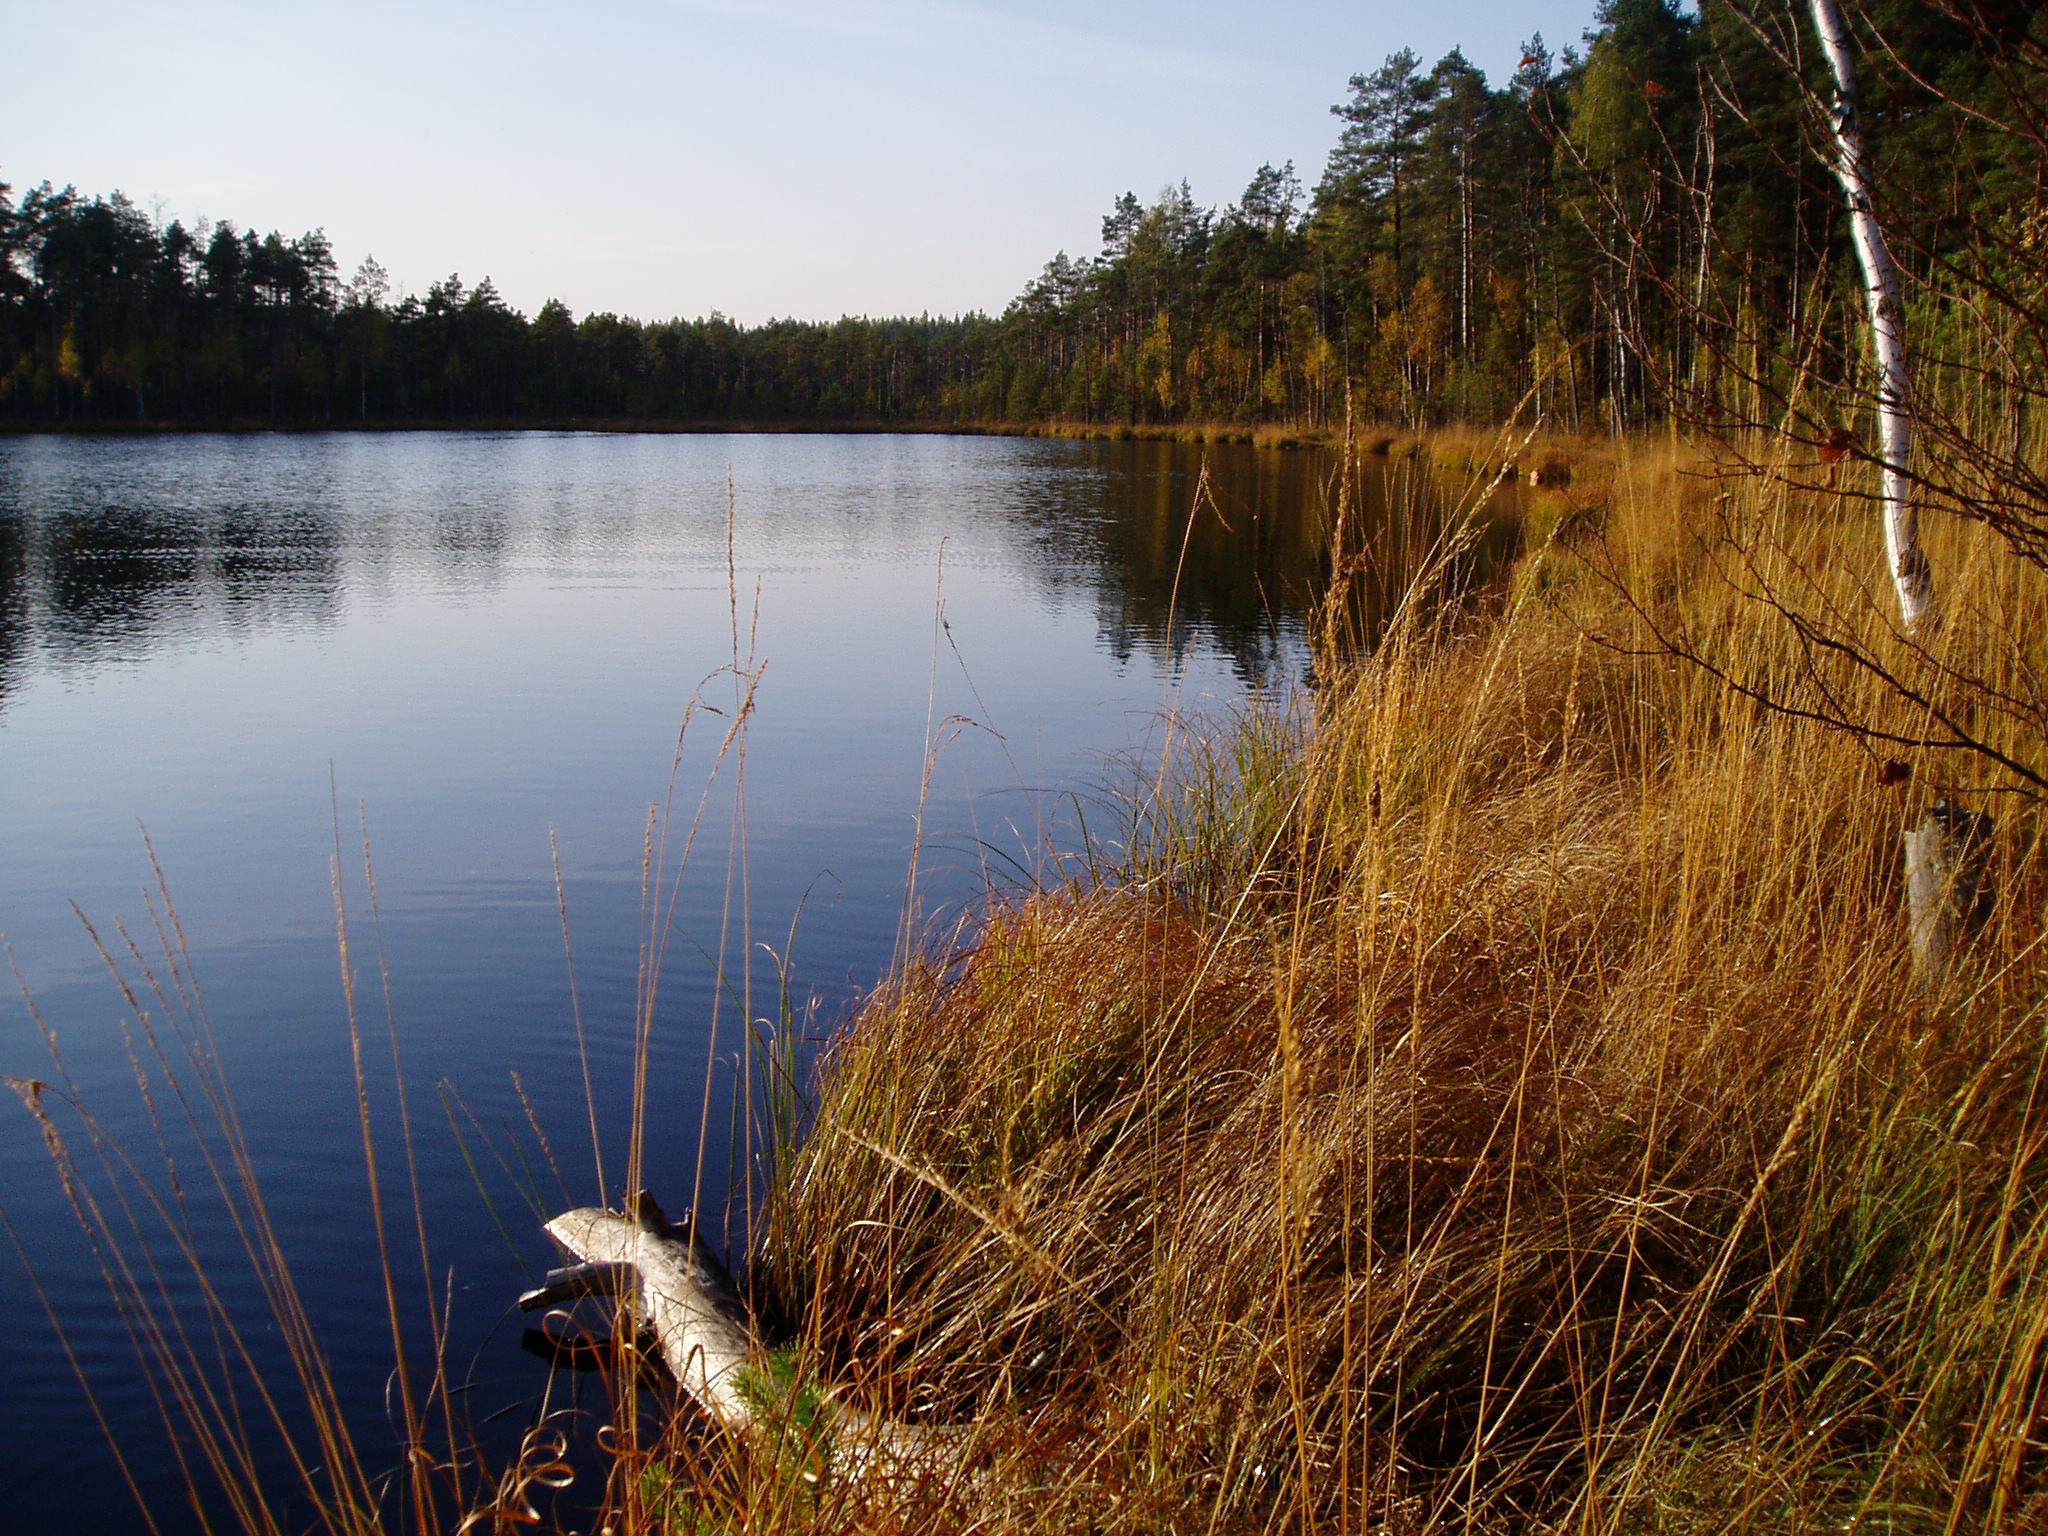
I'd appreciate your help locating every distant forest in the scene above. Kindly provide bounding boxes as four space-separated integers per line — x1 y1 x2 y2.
1 0 2037 431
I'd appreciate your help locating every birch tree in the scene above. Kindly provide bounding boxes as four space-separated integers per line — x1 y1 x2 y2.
1807 0 1934 632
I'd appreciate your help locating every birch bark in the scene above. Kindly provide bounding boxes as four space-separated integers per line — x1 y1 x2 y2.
1808 0 1934 631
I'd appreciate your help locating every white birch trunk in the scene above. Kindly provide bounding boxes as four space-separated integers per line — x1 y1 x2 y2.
1808 0 1934 632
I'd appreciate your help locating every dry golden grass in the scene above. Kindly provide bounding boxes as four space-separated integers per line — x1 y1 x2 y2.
713 443 2048 1534
1005 419 1338 450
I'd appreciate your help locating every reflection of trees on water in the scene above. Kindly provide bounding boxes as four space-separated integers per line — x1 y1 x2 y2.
1010 441 1520 690
0 500 350 710
39 508 344 648
1092 442 1333 690
44 508 201 648
0 494 529 721
985 441 1335 691
0 437 1521 717
0 517 24 710
214 510 347 632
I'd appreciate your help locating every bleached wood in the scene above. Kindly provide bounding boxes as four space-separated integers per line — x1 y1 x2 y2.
540 1207 763 1429
1808 0 1933 632
518 1259 637 1312
536 1205 965 1483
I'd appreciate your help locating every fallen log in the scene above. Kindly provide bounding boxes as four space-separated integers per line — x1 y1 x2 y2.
528 1199 966 1485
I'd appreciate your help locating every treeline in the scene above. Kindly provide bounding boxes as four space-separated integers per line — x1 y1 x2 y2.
0 206 999 424
2 0 2037 431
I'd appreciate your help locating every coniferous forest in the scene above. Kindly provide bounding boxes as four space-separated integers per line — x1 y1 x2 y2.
1 0 2039 433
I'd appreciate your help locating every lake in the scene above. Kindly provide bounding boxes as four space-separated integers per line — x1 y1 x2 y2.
0 429 1512 1534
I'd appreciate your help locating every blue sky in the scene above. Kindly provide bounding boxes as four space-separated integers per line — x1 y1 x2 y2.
5 0 1600 324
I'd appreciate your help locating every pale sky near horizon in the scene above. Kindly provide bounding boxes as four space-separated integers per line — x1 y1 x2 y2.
6 0 1602 326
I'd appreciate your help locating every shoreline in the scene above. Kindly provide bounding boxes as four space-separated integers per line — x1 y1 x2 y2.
0 413 1601 477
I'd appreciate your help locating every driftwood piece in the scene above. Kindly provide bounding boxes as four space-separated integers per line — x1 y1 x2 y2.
1904 798 1993 987
534 1202 964 1484
518 1260 639 1312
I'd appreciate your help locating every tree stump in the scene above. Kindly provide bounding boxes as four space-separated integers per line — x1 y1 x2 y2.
1904 798 1993 987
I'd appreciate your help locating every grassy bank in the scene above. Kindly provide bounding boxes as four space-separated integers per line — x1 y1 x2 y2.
691 442 2048 1532
998 418 1348 450
997 417 1612 496
994 416 1546 458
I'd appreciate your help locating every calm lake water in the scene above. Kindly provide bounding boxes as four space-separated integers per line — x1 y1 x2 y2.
0 430 1512 1534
